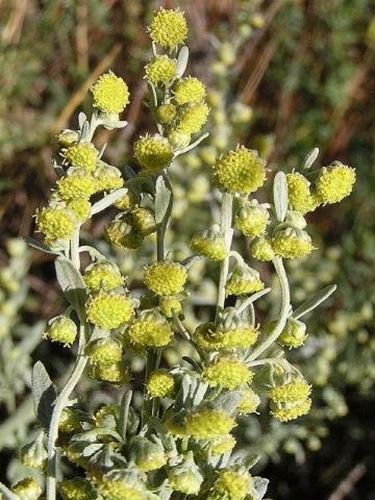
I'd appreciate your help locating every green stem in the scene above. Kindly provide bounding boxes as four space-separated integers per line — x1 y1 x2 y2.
120 388 133 441
215 192 233 322
248 257 291 361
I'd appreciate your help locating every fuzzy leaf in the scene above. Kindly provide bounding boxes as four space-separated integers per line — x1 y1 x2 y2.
24 236 61 256
31 362 56 428
91 188 127 215
155 175 172 224
293 284 337 320
214 391 242 414
303 147 319 170
253 477 269 500
273 171 288 222
55 257 86 315
78 112 87 129
176 46 189 78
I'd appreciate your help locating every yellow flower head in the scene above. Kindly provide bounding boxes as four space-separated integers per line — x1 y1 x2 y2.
96 475 146 500
270 398 312 422
190 230 227 262
203 357 253 390
131 436 167 472
209 435 236 455
238 388 261 415
114 189 139 212
145 55 177 85
67 199 91 222
94 164 124 192
89 360 128 384
194 322 258 351
87 337 123 367
176 102 210 134
36 206 76 246
56 171 97 201
12 477 43 500
157 103 177 124
91 71 130 114
59 478 96 500
287 172 320 214
146 370 175 398
64 143 98 172
208 469 252 500
234 200 269 238
44 315 77 347
168 130 191 149
129 207 156 235
213 145 266 194
184 408 236 440
134 134 174 172
84 261 124 293
144 261 187 296
173 77 206 105
86 292 133 330
316 163 356 204
58 407 82 434
225 265 264 296
250 236 274 262
269 379 311 404
272 227 314 259
169 468 203 495
127 311 173 348
148 8 188 48
279 317 307 349
159 295 182 318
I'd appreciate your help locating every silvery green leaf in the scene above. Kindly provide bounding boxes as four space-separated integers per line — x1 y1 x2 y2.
55 256 86 314
214 391 242 414
91 188 127 215
293 284 337 319
31 362 56 428
176 46 189 78
181 254 202 269
273 171 288 222
302 147 319 170
155 175 172 224
192 381 208 406
253 477 269 500
82 443 104 457
78 112 87 129
242 453 261 469
24 236 61 256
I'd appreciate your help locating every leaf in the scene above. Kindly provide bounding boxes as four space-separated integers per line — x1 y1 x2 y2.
214 391 242 414
55 257 86 315
91 188 128 215
176 46 189 78
253 477 269 500
31 362 56 428
273 171 288 222
78 112 87 129
154 175 172 224
24 236 61 256
293 284 337 320
303 147 319 170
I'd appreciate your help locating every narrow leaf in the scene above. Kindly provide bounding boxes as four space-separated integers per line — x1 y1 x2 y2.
293 284 337 320
273 171 288 222
31 362 56 428
154 175 172 224
91 188 127 215
24 236 61 256
253 477 269 500
78 112 87 129
55 257 86 314
176 46 189 78
303 147 319 170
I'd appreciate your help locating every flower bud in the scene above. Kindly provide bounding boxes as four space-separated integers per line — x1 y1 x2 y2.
63 142 98 172
85 292 133 330
190 225 227 261
129 207 156 235
67 199 91 222
59 407 82 433
208 469 252 500
127 310 173 348
20 432 47 470
316 162 356 204
84 261 124 292
87 337 123 367
238 388 261 415
272 226 314 259
89 360 128 384
176 102 210 135
173 77 206 105
287 172 319 214
144 261 187 296
36 206 77 248
130 436 167 472
225 263 264 296
57 129 79 147
168 452 203 495
208 435 236 455
146 369 175 398
250 236 274 262
278 318 307 349
59 478 97 500
184 407 236 440
145 55 177 85
134 134 173 172
167 130 191 149
94 164 124 192
203 356 253 390
234 199 269 238
269 378 312 422
43 315 77 346
157 103 177 124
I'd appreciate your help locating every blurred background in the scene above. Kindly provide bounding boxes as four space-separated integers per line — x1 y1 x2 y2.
0 0 374 498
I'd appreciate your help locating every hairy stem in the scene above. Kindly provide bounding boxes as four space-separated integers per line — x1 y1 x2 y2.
248 257 291 361
215 192 233 322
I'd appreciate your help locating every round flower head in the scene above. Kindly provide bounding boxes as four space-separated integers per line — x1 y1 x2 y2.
168 453 203 495
20 433 47 470
59 407 82 434
129 207 156 235
36 206 76 247
234 200 269 238
190 228 227 262
56 170 97 201
287 172 319 214
94 164 124 192
94 404 120 428
272 227 314 259
91 71 130 114
127 310 173 347
87 337 123 367
213 145 266 194
159 296 182 318
114 188 140 212
148 8 188 48
44 316 77 346
209 435 236 455
57 129 79 147
168 130 191 149
12 477 43 499
203 357 253 390
147 370 175 398
59 478 97 500
145 55 177 85
250 236 274 262
185 408 236 440
176 102 210 134
130 436 167 472
89 360 128 384
173 77 206 105
144 261 187 296
157 103 177 124
67 199 91 222
316 163 356 204
85 292 133 330
84 261 124 292
104 220 143 250
279 317 307 348
270 398 312 422
194 322 258 351
208 469 252 500
96 474 146 500
238 388 261 415
225 265 264 296
269 379 311 404
64 142 98 172
134 134 173 172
